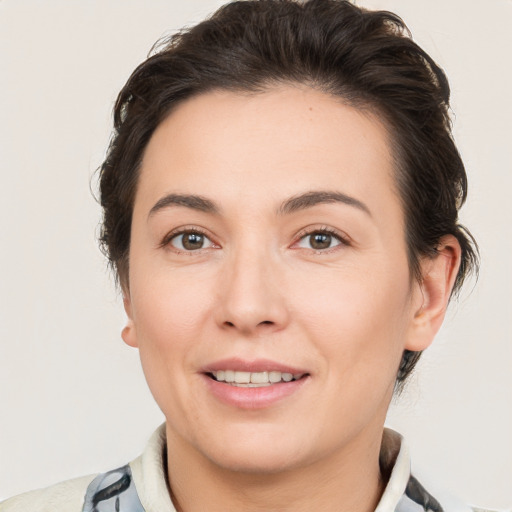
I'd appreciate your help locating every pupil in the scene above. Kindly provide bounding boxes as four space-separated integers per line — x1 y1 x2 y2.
183 233 204 250
310 233 331 249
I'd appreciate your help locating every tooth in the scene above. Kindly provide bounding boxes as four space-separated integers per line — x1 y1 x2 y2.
234 371 251 384
250 371 269 384
268 371 282 383
215 370 302 385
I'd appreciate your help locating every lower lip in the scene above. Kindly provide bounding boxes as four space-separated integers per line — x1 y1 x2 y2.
201 374 309 410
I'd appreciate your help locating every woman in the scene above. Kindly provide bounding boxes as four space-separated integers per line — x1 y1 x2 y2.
1 0 495 511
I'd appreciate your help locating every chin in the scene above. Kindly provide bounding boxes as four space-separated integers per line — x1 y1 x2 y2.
195 427 311 475
209 447 304 475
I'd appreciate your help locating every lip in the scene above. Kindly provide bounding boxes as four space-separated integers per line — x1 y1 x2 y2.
200 358 310 410
202 357 308 375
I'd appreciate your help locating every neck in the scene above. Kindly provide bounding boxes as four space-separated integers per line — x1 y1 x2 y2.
165 424 386 512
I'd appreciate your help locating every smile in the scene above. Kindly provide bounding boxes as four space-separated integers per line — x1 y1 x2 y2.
202 359 310 408
209 370 306 387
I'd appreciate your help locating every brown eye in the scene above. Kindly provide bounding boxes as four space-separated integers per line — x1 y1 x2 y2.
309 233 332 250
296 230 344 251
170 231 213 251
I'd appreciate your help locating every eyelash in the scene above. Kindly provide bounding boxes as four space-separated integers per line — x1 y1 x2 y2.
293 226 351 253
160 226 216 253
160 225 351 254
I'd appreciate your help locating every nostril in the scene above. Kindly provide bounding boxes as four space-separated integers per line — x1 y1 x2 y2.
221 318 280 332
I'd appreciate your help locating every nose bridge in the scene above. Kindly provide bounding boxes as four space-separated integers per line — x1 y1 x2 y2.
216 234 287 334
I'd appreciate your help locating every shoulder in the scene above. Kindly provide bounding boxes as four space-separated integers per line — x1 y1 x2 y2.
0 425 168 512
380 429 506 512
0 463 148 512
471 509 510 512
0 474 97 512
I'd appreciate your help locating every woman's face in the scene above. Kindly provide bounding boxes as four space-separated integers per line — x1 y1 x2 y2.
123 85 426 472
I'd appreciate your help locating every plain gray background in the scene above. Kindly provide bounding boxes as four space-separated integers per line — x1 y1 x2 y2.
1 0 511 508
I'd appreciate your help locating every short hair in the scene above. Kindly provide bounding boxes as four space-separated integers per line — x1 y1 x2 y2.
98 0 478 386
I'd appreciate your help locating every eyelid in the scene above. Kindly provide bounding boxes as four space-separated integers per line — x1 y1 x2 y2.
292 225 352 251
159 224 351 253
159 225 220 252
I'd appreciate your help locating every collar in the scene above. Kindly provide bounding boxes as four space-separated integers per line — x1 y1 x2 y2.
82 424 470 512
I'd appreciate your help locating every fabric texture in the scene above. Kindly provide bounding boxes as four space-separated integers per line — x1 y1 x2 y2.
0 425 499 512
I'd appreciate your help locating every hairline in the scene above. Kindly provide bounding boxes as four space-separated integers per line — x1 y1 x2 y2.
118 80 420 292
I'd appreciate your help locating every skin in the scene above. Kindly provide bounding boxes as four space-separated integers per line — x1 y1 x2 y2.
122 85 460 512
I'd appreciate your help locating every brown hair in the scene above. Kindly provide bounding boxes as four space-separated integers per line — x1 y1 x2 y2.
98 0 478 385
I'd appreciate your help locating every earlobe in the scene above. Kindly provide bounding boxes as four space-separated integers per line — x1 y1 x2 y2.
121 294 139 348
405 235 462 352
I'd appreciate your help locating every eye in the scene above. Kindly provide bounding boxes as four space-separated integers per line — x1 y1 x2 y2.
169 230 214 251
295 229 347 251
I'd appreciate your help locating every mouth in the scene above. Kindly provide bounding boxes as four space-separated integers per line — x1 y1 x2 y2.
201 358 310 408
201 360 310 408
207 370 308 387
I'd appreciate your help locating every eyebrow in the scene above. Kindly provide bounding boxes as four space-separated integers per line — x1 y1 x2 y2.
148 193 220 218
278 191 371 217
148 190 371 219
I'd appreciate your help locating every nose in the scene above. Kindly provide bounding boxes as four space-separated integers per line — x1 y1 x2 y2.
214 244 290 336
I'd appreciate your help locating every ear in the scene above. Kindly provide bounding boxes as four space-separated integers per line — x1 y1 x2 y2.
121 289 139 348
405 235 462 352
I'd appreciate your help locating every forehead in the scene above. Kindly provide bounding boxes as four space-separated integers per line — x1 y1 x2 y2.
137 85 398 218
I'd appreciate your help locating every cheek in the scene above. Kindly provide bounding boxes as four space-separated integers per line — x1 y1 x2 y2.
291 264 412 368
129 266 217 394
132 264 214 339
129 270 217 416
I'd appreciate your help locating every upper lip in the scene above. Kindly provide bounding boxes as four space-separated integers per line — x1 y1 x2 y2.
202 358 309 375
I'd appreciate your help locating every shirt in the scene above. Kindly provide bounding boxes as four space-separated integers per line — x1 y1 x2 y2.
0 425 498 512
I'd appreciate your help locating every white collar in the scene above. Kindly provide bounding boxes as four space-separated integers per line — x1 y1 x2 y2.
109 424 471 512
